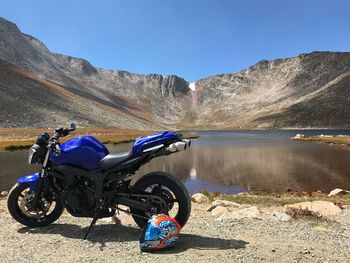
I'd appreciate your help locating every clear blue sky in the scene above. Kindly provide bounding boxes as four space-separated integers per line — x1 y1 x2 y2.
1 0 350 81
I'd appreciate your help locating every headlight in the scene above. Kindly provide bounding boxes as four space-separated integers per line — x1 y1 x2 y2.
28 147 37 164
28 144 46 164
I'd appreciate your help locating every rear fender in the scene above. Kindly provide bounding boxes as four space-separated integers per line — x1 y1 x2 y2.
17 172 40 192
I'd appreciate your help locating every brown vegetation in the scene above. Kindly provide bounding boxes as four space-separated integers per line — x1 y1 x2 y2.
293 135 350 146
284 206 322 219
201 190 350 207
0 128 199 150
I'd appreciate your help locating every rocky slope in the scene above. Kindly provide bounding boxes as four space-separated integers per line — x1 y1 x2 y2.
0 17 190 128
194 52 350 129
1 16 350 129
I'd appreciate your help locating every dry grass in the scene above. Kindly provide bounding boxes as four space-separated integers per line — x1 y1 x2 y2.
284 206 322 219
0 128 199 151
292 135 350 146
201 191 350 207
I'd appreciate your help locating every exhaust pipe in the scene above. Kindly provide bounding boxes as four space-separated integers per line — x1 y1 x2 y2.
166 139 191 153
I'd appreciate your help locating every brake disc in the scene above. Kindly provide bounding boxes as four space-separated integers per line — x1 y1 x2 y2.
152 187 175 211
19 194 51 219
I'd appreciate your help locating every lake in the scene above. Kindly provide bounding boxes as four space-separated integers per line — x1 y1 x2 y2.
1 130 350 194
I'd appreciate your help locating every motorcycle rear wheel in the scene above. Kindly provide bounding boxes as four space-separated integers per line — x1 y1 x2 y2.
7 183 64 227
130 171 191 229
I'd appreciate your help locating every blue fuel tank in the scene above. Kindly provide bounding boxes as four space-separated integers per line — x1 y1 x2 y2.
50 136 109 170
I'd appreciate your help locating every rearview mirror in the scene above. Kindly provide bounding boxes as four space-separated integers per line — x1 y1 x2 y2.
70 123 76 131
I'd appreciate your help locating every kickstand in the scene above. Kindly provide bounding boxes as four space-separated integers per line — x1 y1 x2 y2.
84 215 98 240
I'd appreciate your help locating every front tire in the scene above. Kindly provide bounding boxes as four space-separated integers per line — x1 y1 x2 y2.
130 172 191 229
7 183 64 227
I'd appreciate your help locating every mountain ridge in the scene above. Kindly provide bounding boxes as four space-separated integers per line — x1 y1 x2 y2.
1 17 350 129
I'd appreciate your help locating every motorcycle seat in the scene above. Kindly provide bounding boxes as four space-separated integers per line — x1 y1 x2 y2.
100 151 132 170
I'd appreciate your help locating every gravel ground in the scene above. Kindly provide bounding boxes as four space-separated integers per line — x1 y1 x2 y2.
0 198 349 263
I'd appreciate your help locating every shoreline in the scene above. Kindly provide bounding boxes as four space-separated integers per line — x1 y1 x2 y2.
199 190 350 207
0 128 199 151
1 126 348 150
2 189 350 205
292 134 350 146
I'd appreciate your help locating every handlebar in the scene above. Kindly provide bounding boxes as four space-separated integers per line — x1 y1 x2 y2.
49 123 76 153
52 123 76 139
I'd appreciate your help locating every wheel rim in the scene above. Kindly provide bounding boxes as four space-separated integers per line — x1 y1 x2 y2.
142 184 180 219
17 187 56 222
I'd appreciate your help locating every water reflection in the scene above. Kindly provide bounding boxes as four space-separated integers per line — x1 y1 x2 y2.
132 143 350 193
190 168 197 180
1 130 350 194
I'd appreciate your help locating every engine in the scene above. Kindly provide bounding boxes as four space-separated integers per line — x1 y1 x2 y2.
51 171 95 215
65 184 95 210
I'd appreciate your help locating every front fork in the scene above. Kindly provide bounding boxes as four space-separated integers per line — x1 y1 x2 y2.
31 149 51 209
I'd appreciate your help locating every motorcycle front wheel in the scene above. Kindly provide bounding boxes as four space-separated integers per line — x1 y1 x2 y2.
7 183 64 227
130 171 191 229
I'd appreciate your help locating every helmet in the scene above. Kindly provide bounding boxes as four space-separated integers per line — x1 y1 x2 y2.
140 214 181 251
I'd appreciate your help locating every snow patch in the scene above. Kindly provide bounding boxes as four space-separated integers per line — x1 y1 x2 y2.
189 82 196 91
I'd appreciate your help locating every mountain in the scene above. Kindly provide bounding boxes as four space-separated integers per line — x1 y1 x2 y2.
194 52 350 129
0 17 190 129
1 16 350 129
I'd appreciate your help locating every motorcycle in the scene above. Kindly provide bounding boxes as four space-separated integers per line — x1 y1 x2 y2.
7 124 191 239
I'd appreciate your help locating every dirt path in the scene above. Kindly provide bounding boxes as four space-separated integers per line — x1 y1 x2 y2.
0 198 349 262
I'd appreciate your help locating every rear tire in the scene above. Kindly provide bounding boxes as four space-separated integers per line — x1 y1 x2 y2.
130 172 191 229
7 183 64 227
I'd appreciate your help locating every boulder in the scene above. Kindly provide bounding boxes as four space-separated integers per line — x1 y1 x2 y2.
211 199 240 208
112 211 136 227
211 206 230 217
207 200 240 212
1 191 8 197
191 193 210 204
272 211 291 222
284 201 341 217
328 188 350 197
292 134 305 139
320 135 333 138
100 217 113 223
111 205 137 226
216 206 260 221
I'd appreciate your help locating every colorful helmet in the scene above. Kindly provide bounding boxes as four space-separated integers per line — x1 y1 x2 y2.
140 214 181 252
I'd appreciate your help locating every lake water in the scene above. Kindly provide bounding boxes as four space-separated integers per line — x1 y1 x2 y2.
1 130 350 194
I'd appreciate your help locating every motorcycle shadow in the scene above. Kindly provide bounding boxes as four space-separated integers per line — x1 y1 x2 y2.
18 223 248 253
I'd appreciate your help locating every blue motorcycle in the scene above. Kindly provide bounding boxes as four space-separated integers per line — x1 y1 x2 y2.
7 124 191 238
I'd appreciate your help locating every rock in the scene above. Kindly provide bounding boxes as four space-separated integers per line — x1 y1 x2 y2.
272 211 291 222
284 201 342 217
100 217 114 223
207 200 240 212
211 199 240 208
1 191 8 197
206 205 216 212
292 134 305 139
328 188 350 197
211 206 231 217
112 211 136 227
191 193 210 204
216 206 260 221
